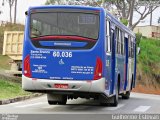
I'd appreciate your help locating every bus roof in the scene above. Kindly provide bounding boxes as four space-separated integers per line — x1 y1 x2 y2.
28 5 135 38
29 5 103 12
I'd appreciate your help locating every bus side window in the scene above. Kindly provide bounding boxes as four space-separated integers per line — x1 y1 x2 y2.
129 36 132 58
121 31 124 55
116 27 118 54
106 20 111 52
131 38 134 58
133 42 135 57
116 27 121 55
119 29 122 54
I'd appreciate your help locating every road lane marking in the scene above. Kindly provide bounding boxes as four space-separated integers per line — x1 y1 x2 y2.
134 106 151 112
15 102 45 108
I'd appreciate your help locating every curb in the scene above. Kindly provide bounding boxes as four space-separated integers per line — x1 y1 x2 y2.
0 93 44 105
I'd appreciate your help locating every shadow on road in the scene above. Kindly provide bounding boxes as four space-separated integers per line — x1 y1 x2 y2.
37 97 124 113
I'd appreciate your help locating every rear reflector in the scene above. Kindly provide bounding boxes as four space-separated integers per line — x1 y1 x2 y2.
94 57 102 80
24 55 31 78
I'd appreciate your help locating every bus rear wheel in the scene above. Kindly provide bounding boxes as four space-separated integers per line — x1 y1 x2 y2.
99 96 109 106
48 98 67 105
47 94 67 105
111 86 119 107
100 83 119 107
122 91 130 99
48 101 57 105
58 96 67 105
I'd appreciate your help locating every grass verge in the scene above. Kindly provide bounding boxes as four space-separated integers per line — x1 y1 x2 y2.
0 55 11 70
0 79 31 100
136 38 160 92
138 38 160 75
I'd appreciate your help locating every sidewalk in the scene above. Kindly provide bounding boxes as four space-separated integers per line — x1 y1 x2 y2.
0 93 44 105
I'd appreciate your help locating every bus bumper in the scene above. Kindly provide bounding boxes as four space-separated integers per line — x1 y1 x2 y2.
22 75 105 93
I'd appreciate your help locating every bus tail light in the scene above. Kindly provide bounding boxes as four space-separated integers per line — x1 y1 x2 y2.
24 55 31 78
94 57 102 80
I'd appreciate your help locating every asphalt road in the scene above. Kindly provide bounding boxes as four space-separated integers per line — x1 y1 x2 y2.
0 92 160 115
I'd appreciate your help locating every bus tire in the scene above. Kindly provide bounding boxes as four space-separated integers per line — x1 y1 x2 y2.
100 102 109 106
47 94 67 105
58 95 67 105
99 94 109 106
111 83 119 107
122 91 130 99
48 101 58 105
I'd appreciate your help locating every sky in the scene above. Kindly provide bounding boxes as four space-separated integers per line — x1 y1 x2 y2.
0 0 46 23
0 0 159 26
133 7 160 26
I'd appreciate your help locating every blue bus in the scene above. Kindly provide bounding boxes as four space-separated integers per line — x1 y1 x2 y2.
22 6 136 106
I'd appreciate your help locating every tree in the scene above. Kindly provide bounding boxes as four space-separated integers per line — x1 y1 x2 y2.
106 0 159 30
87 0 159 29
45 0 56 5
45 0 66 5
2 0 15 23
120 18 128 26
7 0 15 23
45 0 159 30
14 0 17 24
45 0 101 6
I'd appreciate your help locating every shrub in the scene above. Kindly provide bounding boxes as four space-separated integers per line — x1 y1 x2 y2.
120 18 128 26
142 36 147 39
136 32 142 47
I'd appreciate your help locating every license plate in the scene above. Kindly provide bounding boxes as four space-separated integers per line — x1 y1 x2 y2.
54 84 68 89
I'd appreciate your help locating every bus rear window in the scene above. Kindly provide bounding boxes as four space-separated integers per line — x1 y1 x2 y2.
30 12 99 40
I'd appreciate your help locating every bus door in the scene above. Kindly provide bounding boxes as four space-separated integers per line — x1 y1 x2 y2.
110 27 116 95
124 34 128 91
133 38 136 88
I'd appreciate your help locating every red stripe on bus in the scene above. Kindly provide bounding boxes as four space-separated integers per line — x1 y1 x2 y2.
31 36 96 43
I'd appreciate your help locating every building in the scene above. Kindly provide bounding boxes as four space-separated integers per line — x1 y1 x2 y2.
133 25 160 38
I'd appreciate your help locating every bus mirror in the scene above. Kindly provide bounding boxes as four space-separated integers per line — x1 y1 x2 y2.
25 11 28 16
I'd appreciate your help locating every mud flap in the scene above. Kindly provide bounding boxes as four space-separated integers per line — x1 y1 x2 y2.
99 94 113 105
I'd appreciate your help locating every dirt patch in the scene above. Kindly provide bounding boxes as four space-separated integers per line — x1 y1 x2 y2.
0 70 21 83
132 84 160 95
135 65 160 95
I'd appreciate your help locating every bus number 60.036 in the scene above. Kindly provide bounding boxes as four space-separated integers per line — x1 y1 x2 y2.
53 51 72 58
